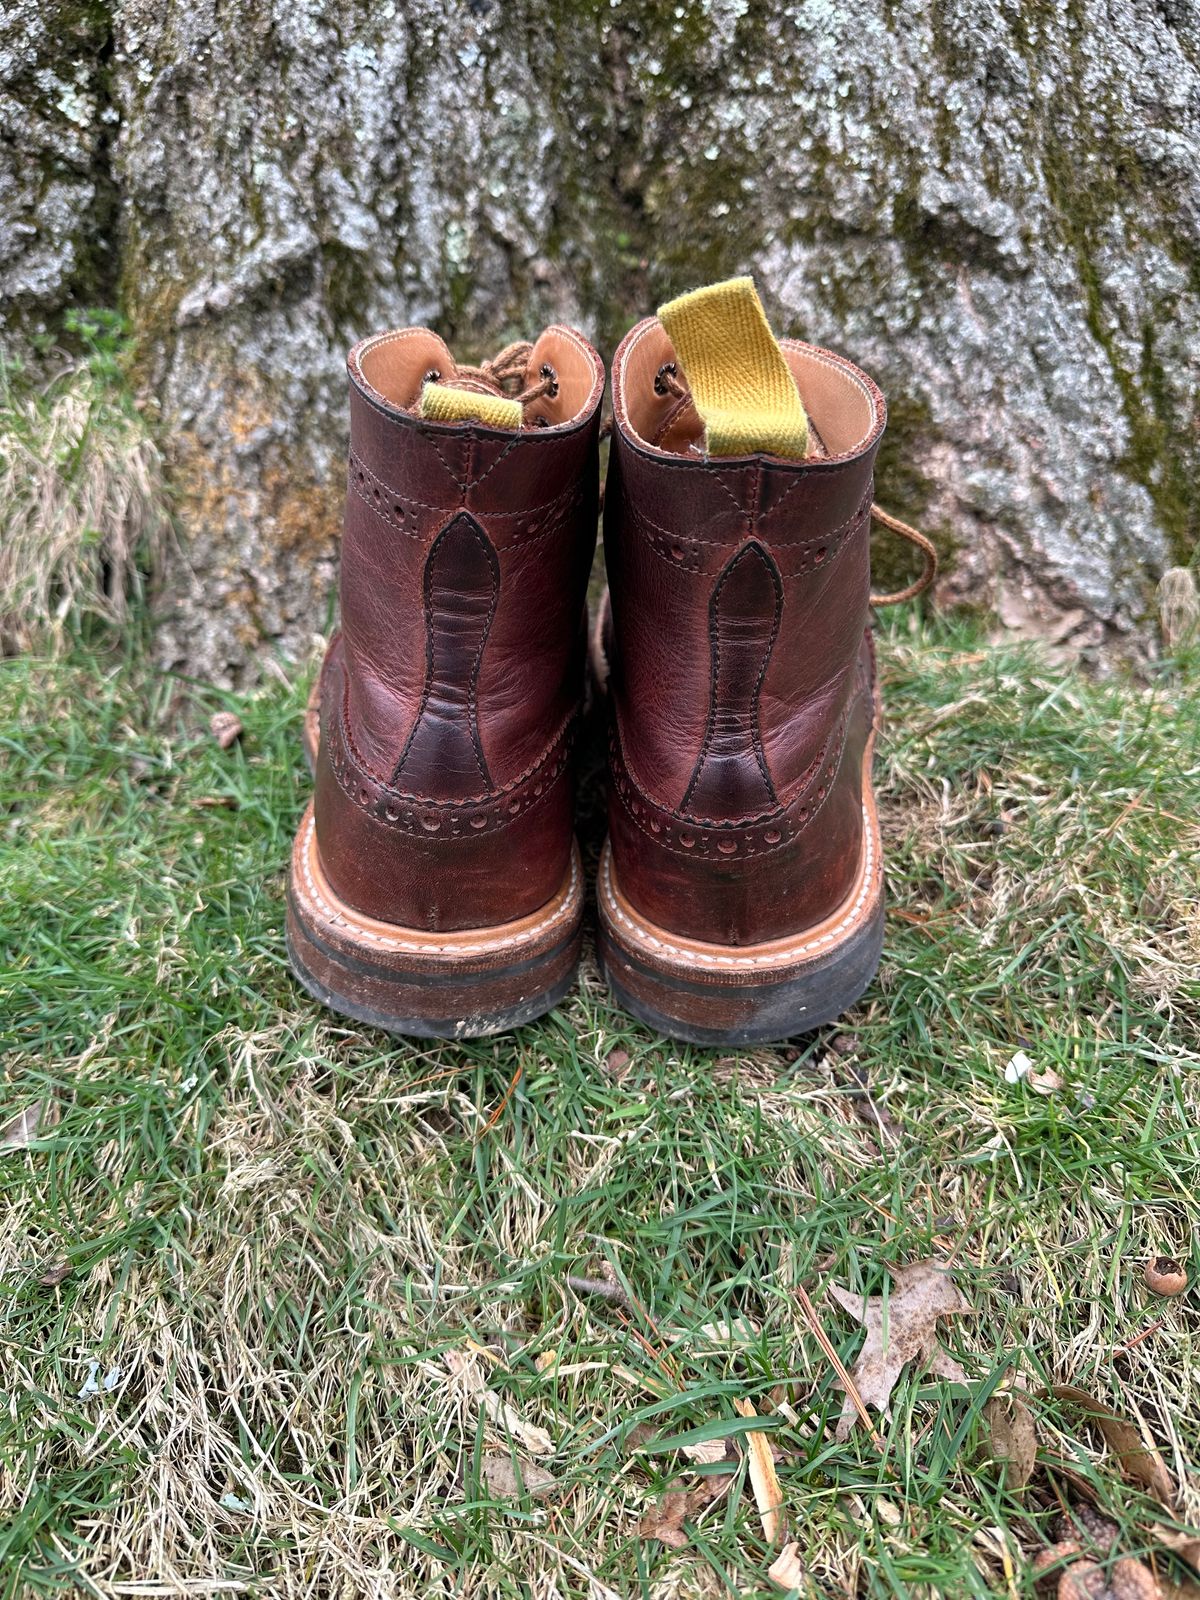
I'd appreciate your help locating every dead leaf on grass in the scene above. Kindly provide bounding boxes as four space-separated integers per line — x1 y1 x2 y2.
768 1541 809 1592
693 1318 761 1346
209 711 243 748
828 1260 971 1440
1031 1068 1065 1095
444 1349 554 1456
480 1453 557 1500
636 1477 726 1549
604 1046 631 1079
624 1422 660 1453
482 1389 553 1456
980 1392 1038 1488
681 1437 730 1465
0 1101 53 1151
1052 1385 1174 1508
1152 1525 1200 1571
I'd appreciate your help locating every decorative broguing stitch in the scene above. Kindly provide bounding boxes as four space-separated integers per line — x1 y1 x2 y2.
609 695 853 859
765 483 873 549
620 482 872 583
622 513 704 574
598 805 878 972
774 499 871 581
349 449 581 552
624 484 870 549
328 696 576 838
348 461 425 542
299 814 581 956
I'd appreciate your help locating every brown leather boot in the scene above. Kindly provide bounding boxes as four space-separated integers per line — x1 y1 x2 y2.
288 324 604 1036
594 280 934 1043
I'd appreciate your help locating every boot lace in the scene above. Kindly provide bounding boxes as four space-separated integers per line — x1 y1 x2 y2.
425 341 558 412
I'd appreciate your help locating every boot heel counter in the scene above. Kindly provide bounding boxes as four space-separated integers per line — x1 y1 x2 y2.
314 648 577 932
608 676 874 947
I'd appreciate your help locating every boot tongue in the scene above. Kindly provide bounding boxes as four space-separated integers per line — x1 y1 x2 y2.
657 277 810 459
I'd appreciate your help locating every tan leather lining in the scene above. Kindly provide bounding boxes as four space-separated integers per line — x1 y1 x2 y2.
357 329 456 410
356 325 601 429
616 318 880 461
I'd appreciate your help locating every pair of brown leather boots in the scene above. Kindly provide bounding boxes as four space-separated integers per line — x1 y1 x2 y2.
286 279 934 1045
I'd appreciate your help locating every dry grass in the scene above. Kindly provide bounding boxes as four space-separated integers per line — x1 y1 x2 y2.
0 368 169 654
1 619 1198 1598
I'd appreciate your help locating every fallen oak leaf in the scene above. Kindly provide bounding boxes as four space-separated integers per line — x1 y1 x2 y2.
1031 1068 1065 1095
1052 1385 1174 1508
482 1389 553 1456
209 711 243 749
623 1422 660 1454
681 1437 730 1465
1152 1525 1200 1572
828 1260 971 1440
443 1349 554 1456
980 1391 1038 1489
604 1046 631 1078
691 1318 762 1346
1039 1452 1106 1504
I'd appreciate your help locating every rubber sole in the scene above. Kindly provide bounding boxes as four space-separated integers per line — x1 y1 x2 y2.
595 786 885 1046
287 804 584 1038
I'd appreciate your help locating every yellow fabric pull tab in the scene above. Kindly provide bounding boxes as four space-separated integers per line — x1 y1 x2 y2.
419 383 523 429
657 276 809 459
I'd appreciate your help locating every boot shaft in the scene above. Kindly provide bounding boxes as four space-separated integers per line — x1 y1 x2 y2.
603 313 886 946
340 327 603 790
316 325 604 931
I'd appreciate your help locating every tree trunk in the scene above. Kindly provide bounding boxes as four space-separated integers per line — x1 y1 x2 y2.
4 0 1198 680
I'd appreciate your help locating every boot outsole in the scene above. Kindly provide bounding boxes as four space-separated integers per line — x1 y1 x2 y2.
286 802 584 1039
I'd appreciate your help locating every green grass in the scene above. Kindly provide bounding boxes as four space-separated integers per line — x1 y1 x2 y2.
1 618 1198 1598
